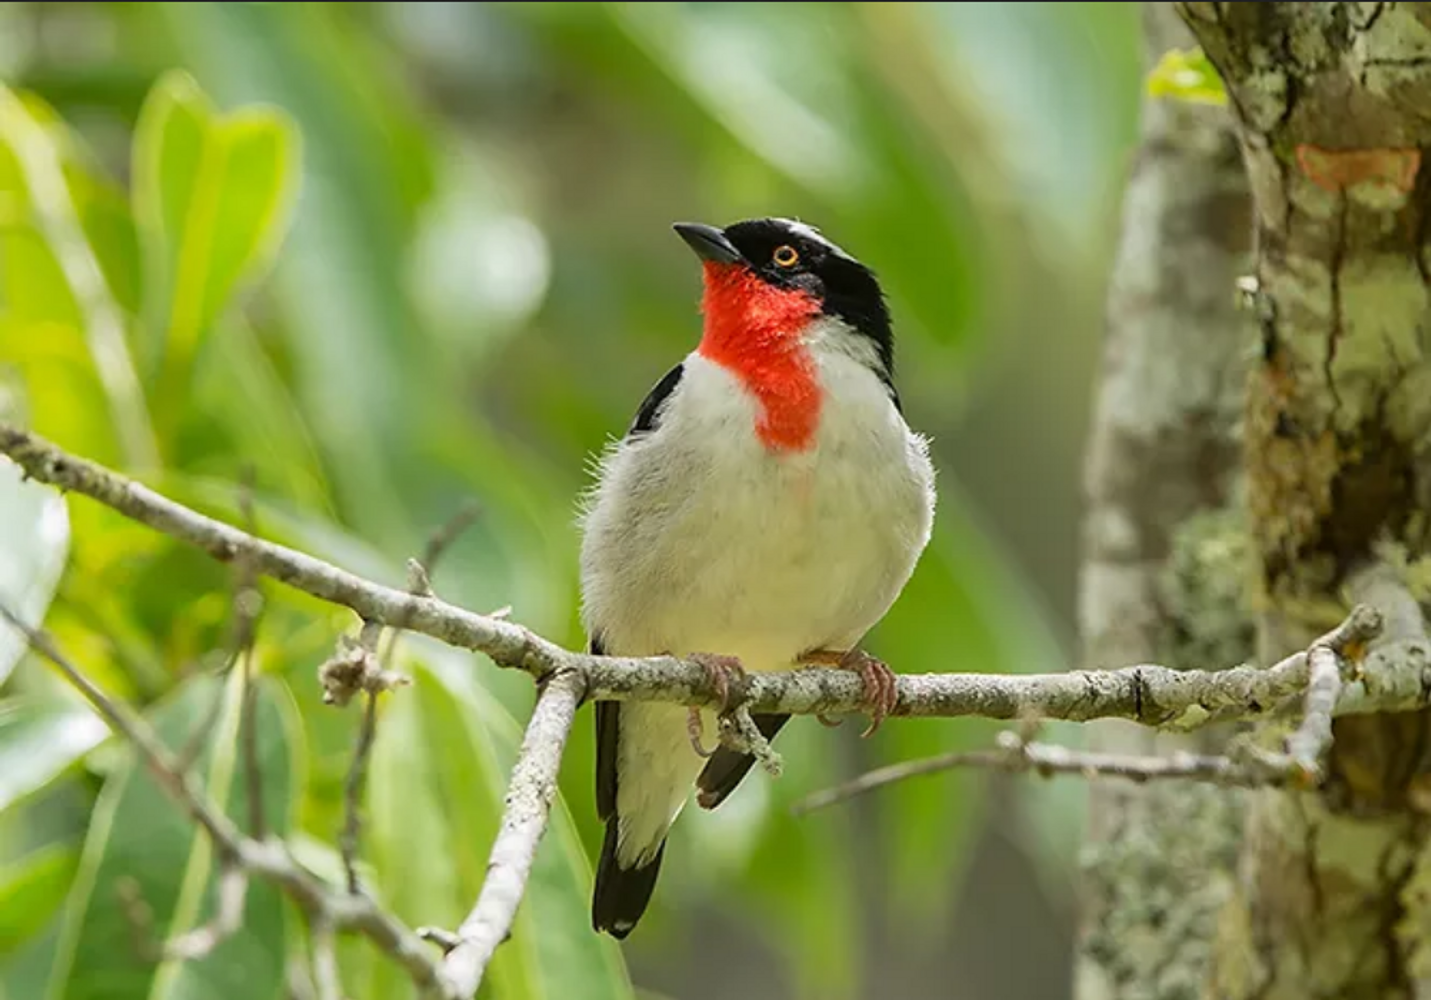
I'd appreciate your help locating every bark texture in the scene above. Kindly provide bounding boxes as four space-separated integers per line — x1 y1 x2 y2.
1074 6 1255 998
1177 4 1431 997
1080 4 1431 998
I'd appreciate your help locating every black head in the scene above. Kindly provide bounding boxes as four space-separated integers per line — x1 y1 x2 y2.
672 217 896 384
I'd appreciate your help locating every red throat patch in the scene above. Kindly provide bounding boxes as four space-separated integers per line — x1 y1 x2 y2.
695 262 823 452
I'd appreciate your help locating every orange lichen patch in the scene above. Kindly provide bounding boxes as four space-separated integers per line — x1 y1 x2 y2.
1294 145 1422 194
1339 637 1370 666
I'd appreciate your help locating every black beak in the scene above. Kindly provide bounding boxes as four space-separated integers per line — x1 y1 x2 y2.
673 222 742 265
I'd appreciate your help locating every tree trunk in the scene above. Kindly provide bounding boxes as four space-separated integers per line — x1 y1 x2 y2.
1182 4 1431 997
1079 3 1431 997
1074 4 1255 997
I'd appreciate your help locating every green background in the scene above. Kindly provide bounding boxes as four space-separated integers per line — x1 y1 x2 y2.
0 4 1146 998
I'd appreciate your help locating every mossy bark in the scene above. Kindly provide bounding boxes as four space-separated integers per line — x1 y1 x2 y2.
1079 3 1431 997
1074 4 1254 997
1184 4 1431 996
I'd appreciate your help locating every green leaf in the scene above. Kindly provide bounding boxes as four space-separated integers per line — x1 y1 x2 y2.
46 669 303 1000
0 919 63 1000
154 4 430 549
0 699 106 815
132 69 301 441
361 647 634 1000
1146 46 1227 105
0 84 159 471
0 461 71 685
0 845 80 955
0 125 123 464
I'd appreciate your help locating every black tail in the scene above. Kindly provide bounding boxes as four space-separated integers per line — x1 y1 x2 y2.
591 819 665 939
696 712 790 810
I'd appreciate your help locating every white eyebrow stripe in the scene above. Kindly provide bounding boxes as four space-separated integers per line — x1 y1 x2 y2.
773 218 855 261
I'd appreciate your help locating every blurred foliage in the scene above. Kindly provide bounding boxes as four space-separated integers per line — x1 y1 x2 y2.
0 3 1143 999
1145 46 1227 105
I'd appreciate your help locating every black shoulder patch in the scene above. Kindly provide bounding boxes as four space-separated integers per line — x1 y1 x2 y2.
627 363 684 438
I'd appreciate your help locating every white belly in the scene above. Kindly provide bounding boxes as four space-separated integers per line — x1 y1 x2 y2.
579 346 935 862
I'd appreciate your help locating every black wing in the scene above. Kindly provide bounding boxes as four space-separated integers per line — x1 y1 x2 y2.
593 361 685 818
588 362 694 937
626 362 685 438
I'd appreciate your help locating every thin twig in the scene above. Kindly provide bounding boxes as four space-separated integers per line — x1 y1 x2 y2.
421 501 481 583
177 471 265 775
417 927 462 953
175 644 244 772
440 669 587 995
311 920 342 1000
115 877 161 961
0 605 456 999
177 590 263 771
792 738 1270 815
335 505 479 897
164 864 250 961
1 604 236 847
287 957 318 1000
341 691 379 895
330 619 388 896
237 471 268 838
1281 606 1379 782
6 425 1425 732
719 707 783 778
240 642 266 836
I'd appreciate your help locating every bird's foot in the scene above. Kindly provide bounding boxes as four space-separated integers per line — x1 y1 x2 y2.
685 652 747 758
688 652 747 713
687 707 717 758
803 647 898 738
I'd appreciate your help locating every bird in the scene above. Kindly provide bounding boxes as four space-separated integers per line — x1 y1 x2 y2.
577 217 937 939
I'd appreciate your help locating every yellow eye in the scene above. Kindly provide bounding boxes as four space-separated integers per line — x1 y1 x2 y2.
772 245 799 268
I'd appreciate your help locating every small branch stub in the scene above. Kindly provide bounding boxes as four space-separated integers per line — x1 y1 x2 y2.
319 627 410 708
719 707 784 778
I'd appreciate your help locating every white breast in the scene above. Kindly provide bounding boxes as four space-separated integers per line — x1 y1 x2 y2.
577 317 936 864
579 323 935 668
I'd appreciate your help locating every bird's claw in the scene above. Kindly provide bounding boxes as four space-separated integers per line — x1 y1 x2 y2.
804 647 898 737
687 707 717 758
686 652 747 758
689 652 747 713
847 649 897 737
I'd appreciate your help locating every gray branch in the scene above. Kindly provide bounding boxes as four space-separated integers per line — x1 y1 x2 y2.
8 422 1431 998
7 423 1431 730
164 864 249 961
796 607 1386 813
439 669 586 995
